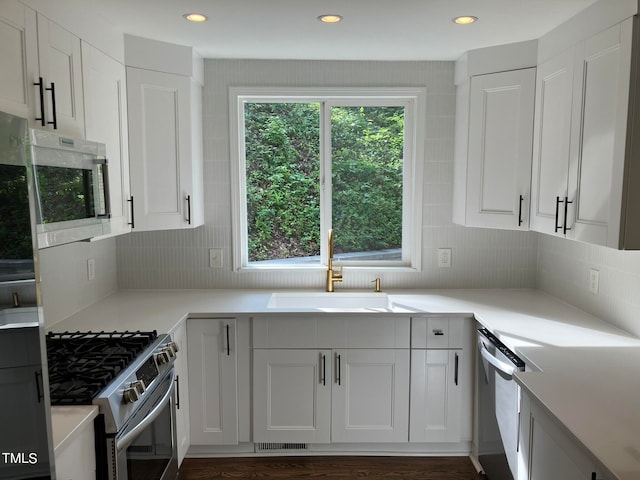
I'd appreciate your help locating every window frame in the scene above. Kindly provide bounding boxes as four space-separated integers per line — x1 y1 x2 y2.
229 87 426 272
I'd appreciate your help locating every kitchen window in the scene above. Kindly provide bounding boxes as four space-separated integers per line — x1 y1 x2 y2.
230 87 425 271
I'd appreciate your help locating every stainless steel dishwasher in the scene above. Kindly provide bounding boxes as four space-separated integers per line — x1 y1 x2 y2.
477 328 525 480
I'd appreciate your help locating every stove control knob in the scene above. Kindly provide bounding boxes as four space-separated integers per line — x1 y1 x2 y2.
163 346 175 359
132 380 146 395
155 351 170 365
123 380 146 404
168 341 179 354
123 387 139 404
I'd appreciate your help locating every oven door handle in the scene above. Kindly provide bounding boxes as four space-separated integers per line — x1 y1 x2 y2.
478 337 516 379
115 369 175 452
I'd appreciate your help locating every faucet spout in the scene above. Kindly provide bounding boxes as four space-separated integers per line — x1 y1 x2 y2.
326 229 342 292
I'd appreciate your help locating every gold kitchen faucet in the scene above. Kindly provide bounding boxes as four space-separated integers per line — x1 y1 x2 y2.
326 229 343 292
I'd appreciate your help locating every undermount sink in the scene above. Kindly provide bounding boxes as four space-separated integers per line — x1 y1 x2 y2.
267 291 392 310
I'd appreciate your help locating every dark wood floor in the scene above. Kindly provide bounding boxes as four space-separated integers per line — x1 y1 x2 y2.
178 456 486 479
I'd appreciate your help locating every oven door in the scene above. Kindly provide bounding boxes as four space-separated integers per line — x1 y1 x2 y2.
110 368 177 480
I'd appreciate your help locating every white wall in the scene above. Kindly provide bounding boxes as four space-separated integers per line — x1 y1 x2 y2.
116 59 537 290
537 235 640 338
39 238 118 327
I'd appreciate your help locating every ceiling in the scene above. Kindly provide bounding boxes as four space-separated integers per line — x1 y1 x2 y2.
29 0 600 61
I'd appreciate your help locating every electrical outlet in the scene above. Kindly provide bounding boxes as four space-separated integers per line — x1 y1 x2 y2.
209 248 223 268
87 258 96 281
437 248 452 268
589 268 599 294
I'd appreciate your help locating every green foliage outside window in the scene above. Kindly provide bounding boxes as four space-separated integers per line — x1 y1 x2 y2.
244 102 404 263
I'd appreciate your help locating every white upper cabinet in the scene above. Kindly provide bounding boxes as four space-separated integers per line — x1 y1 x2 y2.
35 13 85 137
0 3 84 137
453 41 537 230
530 47 577 235
531 16 639 249
81 42 131 237
0 1 38 121
125 36 204 231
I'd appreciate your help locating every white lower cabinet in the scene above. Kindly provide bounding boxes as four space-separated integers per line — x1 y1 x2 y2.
54 419 95 480
253 347 409 444
170 322 190 465
331 348 409 443
409 317 472 444
253 349 331 444
409 349 462 442
252 315 411 445
187 318 238 445
519 392 604 480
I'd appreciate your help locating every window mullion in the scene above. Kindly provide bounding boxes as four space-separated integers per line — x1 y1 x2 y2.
320 100 333 266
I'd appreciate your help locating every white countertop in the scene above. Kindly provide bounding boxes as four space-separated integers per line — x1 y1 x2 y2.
48 288 640 479
50 405 99 453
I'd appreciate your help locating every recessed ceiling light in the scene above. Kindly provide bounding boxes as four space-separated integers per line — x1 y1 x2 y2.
318 14 343 24
183 13 207 23
453 15 478 25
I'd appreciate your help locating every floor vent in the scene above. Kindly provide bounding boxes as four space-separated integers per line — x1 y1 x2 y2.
255 442 309 453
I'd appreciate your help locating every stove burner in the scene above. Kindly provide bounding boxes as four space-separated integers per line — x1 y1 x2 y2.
47 330 158 405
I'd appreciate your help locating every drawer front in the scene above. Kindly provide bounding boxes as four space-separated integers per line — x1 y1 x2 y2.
411 317 464 349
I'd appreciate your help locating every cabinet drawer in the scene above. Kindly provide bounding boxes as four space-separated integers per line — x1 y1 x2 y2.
412 317 465 349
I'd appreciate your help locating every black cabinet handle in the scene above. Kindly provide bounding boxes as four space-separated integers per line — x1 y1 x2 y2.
555 196 563 233
46 82 57 129
226 324 230 356
336 353 341 386
563 197 573 235
518 195 524 226
175 375 181 410
591 473 596 480
34 77 46 126
35 370 44 403
433 330 444 336
454 353 459 386
127 196 135 228
320 354 326 386
185 194 192 225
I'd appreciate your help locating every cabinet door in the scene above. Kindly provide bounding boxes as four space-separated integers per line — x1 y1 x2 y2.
409 349 462 443
171 322 190 464
331 349 409 443
127 67 200 231
520 394 596 480
253 349 331 444
0 1 38 121
36 13 84 137
530 48 576 235
466 68 535 229
81 42 131 237
0 366 51 479
187 319 238 445
568 20 632 247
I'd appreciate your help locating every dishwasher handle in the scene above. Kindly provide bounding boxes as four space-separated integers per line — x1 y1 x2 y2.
478 337 516 378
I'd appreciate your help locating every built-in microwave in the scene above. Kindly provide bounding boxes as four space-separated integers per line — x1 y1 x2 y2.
29 128 110 248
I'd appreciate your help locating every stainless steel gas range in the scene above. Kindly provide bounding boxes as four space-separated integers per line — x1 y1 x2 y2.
47 330 179 480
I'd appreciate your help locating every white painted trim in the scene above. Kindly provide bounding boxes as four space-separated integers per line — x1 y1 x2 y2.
229 86 426 272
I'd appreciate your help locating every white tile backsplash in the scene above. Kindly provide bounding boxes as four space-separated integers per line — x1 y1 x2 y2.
537 234 640 338
116 58 538 291
39 238 118 328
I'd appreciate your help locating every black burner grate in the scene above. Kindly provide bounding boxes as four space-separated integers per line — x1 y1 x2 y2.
47 330 157 405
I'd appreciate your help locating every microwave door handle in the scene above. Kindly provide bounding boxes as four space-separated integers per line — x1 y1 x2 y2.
99 161 111 218
115 369 175 452
478 337 516 379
